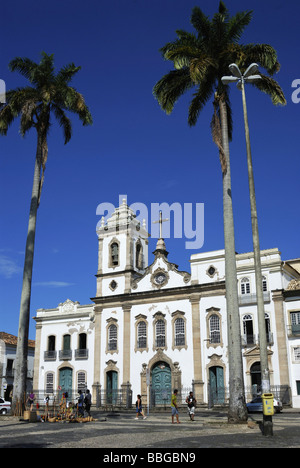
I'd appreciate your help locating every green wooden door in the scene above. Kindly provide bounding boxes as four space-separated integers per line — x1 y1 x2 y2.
152 362 172 405
107 371 118 405
59 367 73 398
209 366 225 404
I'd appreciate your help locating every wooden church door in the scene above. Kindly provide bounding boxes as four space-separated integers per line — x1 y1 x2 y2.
209 366 225 404
152 362 172 405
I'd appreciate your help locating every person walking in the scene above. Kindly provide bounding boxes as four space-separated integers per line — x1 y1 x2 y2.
27 391 35 411
171 389 180 424
186 391 197 421
135 394 147 420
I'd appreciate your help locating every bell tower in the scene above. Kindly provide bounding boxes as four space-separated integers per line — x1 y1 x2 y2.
95 198 149 296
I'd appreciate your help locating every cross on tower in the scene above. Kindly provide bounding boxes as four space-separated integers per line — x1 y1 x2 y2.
153 210 169 239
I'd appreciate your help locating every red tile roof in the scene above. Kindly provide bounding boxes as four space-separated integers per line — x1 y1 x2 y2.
0 332 35 348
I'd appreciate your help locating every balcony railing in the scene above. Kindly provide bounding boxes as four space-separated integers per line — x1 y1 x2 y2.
59 349 72 360
242 333 273 347
44 350 57 361
287 324 300 336
238 291 270 305
75 349 89 359
242 334 256 346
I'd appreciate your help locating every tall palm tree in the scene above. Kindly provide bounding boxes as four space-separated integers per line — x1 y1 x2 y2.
153 2 285 422
0 52 92 411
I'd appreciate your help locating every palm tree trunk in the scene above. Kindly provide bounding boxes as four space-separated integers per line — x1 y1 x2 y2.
219 95 248 423
12 131 43 413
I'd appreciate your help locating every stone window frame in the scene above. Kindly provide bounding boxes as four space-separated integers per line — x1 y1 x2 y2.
205 307 223 348
135 239 143 270
171 311 187 350
240 277 251 295
106 317 119 355
153 312 167 351
77 370 87 391
45 371 55 394
108 237 120 268
134 314 148 353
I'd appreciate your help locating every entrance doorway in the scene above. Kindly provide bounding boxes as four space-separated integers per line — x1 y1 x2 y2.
151 361 172 405
250 362 261 395
106 370 118 405
209 366 225 404
59 367 73 399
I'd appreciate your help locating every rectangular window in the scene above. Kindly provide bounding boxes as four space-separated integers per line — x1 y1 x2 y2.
291 312 300 325
46 373 54 394
294 347 300 362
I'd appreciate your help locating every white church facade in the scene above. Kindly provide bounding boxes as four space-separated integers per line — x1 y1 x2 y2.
33 200 300 408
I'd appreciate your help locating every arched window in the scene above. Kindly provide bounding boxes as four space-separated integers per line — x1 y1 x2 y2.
60 334 72 360
209 315 220 344
137 321 147 349
265 313 272 343
63 334 71 350
46 372 54 394
243 314 254 345
77 371 87 392
136 242 143 270
241 277 251 295
156 319 165 348
48 335 56 351
111 242 119 266
79 333 87 350
108 324 117 351
45 335 56 360
76 333 88 359
174 318 185 346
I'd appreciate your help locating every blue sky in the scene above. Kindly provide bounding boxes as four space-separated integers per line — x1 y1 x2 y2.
0 0 299 340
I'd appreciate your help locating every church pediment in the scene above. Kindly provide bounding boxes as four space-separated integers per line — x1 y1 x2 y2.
243 345 273 358
131 253 190 292
58 299 80 313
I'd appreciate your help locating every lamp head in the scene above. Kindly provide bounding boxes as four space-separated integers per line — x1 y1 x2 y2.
244 63 259 78
221 76 240 85
228 63 242 78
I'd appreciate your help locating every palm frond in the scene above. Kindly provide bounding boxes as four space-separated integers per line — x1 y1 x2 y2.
189 56 217 84
8 57 39 83
227 10 253 42
252 74 286 106
153 69 193 114
190 6 211 41
242 44 280 75
56 63 81 84
188 77 215 126
51 103 72 144
0 103 15 135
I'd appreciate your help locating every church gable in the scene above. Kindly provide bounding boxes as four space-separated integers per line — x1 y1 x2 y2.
131 251 190 292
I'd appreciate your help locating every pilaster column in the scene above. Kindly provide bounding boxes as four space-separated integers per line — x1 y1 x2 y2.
122 303 132 385
33 324 42 390
189 294 204 402
93 306 103 403
272 290 290 386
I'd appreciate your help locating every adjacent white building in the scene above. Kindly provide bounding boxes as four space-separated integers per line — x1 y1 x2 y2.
0 332 35 400
33 200 300 407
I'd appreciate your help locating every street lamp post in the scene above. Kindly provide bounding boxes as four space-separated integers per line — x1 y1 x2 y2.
222 64 272 435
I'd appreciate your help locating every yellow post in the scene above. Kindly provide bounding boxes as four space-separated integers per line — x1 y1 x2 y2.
262 393 274 416
262 393 274 436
